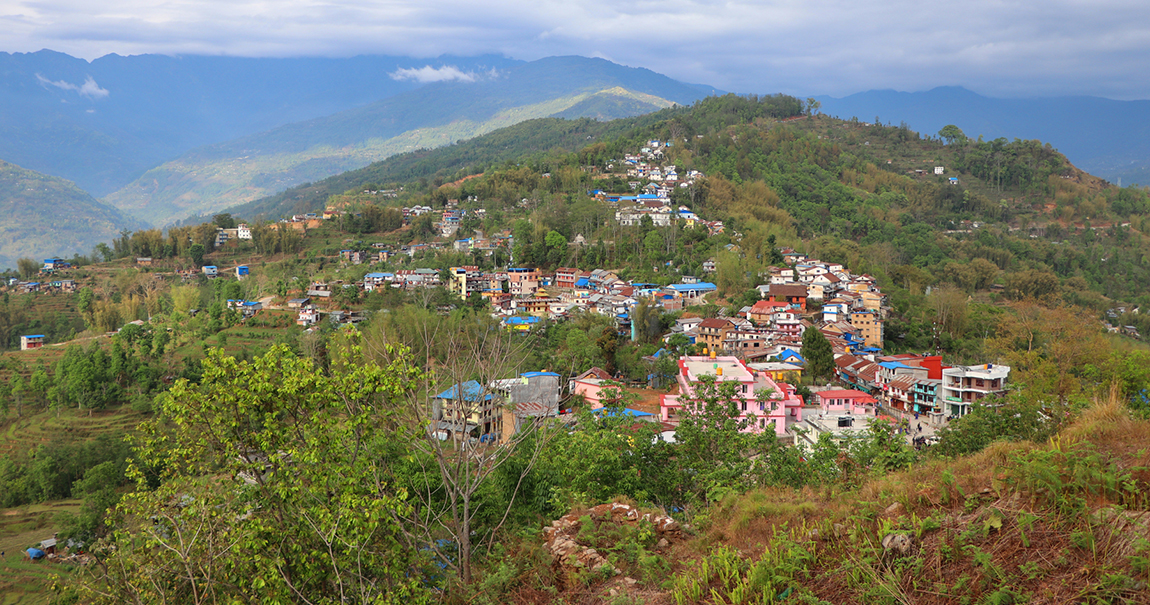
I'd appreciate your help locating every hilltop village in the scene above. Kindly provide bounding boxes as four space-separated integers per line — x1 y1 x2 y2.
6 139 1012 454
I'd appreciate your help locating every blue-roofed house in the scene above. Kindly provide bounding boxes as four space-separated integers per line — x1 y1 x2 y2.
20 335 45 350
665 282 717 302
432 380 496 439
503 315 542 332
775 349 805 365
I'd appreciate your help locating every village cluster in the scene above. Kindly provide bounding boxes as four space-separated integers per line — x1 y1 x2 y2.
12 140 1011 455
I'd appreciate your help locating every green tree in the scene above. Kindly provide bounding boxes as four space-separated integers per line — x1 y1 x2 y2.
16 257 38 279
672 376 775 505
801 327 834 381
938 124 966 145
188 242 205 268
78 341 431 604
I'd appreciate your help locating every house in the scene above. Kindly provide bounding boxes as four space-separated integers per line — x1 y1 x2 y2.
431 380 499 439
555 267 579 289
136 257 153 266
665 282 717 303
765 284 807 311
503 315 542 332
297 305 320 326
42 258 68 271
813 389 876 415
237 224 252 240
202 265 218 278
849 310 883 349
59 279 76 293
696 318 734 352
307 282 332 297
236 265 249 279
660 354 804 436
940 364 1011 418
287 297 311 309
20 334 45 350
227 299 262 318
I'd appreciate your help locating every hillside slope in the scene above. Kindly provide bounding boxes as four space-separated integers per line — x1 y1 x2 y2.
0 159 146 269
103 57 718 226
815 86 1150 185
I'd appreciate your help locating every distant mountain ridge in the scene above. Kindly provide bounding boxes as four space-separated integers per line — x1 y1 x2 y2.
102 56 720 226
0 160 146 269
814 86 1150 185
0 50 522 196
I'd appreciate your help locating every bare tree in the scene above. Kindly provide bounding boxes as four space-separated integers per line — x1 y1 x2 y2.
365 315 558 584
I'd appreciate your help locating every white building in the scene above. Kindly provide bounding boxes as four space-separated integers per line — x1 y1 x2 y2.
940 364 1011 418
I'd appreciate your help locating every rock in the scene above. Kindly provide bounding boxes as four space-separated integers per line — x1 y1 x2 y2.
881 533 914 556
884 502 905 517
657 538 669 549
833 523 846 537
623 577 637 586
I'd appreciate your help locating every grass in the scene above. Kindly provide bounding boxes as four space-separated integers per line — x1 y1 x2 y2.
0 405 145 461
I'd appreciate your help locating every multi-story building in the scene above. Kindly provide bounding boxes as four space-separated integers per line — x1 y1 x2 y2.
660 354 804 435
850 310 883 349
940 364 1011 417
697 318 734 352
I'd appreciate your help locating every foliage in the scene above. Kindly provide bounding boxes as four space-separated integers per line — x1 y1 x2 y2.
802 326 834 381
78 341 432 604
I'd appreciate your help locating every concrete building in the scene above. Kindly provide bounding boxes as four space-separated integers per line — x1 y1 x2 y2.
660 354 804 435
940 364 1011 417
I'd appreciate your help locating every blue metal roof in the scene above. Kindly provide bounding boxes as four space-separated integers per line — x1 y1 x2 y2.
504 316 541 325
667 282 717 292
434 380 492 402
521 371 560 378
878 361 913 370
593 408 654 418
23 334 45 338
777 350 806 363
575 277 591 287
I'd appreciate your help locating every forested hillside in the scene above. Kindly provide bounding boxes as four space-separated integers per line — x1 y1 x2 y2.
0 160 145 269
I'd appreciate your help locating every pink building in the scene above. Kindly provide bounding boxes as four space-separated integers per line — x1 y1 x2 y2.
660 355 804 435
813 389 876 416
573 378 615 408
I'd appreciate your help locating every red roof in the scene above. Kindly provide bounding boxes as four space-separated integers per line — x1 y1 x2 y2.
817 389 873 399
699 317 733 329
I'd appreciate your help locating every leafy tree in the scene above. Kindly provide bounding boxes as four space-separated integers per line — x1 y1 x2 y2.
79 342 431 604
801 327 834 381
94 243 114 263
938 124 966 145
212 213 236 229
188 242 205 268
671 377 777 505
16 257 38 279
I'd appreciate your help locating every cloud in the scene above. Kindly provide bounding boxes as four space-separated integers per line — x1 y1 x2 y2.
35 74 110 99
389 65 480 83
5 0 1150 99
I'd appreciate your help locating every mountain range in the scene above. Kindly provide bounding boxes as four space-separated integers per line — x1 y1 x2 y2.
101 56 721 225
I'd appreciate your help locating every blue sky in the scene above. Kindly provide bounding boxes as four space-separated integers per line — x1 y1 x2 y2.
3 0 1150 99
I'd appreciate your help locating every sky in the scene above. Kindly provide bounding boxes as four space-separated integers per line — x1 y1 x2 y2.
3 0 1150 99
